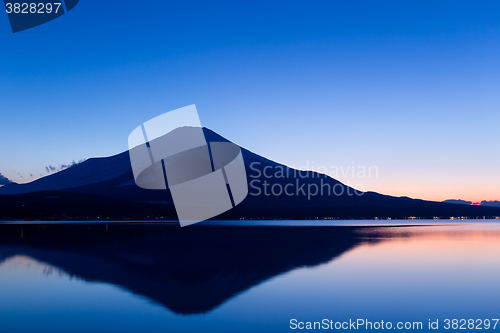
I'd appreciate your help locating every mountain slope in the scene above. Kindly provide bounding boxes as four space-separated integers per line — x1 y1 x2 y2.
0 152 131 195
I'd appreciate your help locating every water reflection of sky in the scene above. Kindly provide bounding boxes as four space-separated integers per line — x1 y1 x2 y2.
0 223 499 333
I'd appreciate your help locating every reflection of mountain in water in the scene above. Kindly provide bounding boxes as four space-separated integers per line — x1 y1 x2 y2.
0 224 375 314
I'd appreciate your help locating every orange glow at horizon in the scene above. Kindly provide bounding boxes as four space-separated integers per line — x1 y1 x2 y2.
347 176 500 203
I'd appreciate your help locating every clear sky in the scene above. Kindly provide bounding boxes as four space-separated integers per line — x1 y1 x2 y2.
1 0 499 202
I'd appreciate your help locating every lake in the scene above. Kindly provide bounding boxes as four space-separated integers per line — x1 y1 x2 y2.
0 221 499 332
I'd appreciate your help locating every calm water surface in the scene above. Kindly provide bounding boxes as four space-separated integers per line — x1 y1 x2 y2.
0 221 499 332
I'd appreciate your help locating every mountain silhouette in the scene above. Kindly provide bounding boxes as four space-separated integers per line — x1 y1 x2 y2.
0 173 13 186
1 128 500 220
443 199 473 205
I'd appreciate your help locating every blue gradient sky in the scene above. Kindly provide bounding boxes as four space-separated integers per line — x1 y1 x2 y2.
1 0 499 201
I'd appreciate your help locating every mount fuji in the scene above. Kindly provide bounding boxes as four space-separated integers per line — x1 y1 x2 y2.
1 128 499 221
